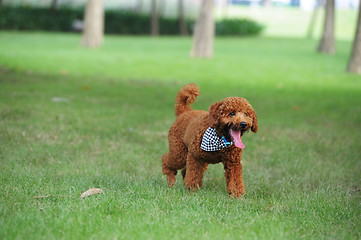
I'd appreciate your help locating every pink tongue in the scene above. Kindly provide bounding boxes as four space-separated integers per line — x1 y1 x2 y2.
230 130 245 149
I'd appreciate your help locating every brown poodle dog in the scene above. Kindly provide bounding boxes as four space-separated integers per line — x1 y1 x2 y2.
162 83 258 197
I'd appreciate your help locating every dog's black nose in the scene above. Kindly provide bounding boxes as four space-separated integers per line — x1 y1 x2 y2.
240 122 247 129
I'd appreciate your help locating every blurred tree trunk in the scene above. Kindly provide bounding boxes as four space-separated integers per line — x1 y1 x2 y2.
0 0 3 7
50 0 58 11
135 0 143 13
160 0 167 17
190 0 214 58
151 0 159 36
347 2 361 74
317 0 335 54
81 0 104 48
307 0 322 39
178 0 188 36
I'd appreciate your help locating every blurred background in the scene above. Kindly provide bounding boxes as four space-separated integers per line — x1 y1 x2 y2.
0 0 359 40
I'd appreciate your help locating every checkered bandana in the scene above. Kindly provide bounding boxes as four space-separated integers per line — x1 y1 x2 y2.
201 127 233 151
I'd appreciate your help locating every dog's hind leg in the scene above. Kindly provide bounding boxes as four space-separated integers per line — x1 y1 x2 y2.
162 153 177 187
162 130 188 187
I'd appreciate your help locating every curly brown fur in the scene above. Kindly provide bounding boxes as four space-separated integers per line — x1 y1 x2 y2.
162 83 258 197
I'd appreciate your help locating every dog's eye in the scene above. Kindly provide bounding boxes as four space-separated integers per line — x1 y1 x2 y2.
244 113 248 117
229 112 235 116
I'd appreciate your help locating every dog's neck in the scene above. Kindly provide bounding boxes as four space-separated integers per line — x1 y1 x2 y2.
201 127 233 152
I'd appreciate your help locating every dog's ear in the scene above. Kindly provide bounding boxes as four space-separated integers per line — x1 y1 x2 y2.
209 101 222 128
251 108 258 133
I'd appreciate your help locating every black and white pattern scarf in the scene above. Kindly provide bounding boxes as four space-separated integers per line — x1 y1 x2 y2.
201 127 233 151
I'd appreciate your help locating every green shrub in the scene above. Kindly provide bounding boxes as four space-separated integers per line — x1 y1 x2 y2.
104 10 150 35
0 7 263 36
216 18 264 36
0 7 82 31
104 10 193 35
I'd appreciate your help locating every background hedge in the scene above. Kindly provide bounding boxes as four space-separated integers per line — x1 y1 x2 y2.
0 7 264 36
216 19 264 36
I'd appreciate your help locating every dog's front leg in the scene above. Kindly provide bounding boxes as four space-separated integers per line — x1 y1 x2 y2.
223 161 245 198
184 154 206 190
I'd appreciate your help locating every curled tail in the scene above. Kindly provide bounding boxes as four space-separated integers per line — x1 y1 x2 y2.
175 83 201 117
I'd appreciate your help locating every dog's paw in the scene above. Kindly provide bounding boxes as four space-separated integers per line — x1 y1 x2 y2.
228 189 246 198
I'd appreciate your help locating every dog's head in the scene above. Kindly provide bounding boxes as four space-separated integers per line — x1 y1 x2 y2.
209 97 258 149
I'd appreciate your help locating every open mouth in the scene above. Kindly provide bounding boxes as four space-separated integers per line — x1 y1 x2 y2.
229 129 245 149
223 122 249 149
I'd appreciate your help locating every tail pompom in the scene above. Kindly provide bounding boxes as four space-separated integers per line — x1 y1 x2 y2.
175 83 200 116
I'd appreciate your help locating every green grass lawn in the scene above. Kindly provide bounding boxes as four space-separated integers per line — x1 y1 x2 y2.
0 32 360 239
